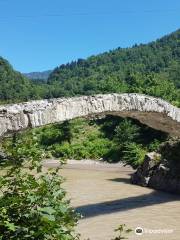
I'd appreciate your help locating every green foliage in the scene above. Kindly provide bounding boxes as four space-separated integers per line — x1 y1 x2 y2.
114 119 140 144
122 143 147 169
148 139 162 152
44 120 114 160
1 29 180 105
40 121 72 147
126 72 180 105
0 170 79 240
4 116 167 169
47 29 180 106
111 224 132 240
0 57 38 103
52 142 73 159
0 134 80 240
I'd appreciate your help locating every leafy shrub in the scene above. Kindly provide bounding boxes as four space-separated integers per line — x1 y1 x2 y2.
148 139 161 152
1 116 167 169
122 143 147 169
51 138 113 160
52 142 73 158
39 121 73 147
40 126 63 146
111 224 132 240
0 134 79 240
0 170 79 240
114 119 140 145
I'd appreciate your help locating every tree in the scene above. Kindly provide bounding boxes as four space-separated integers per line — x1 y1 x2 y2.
114 119 140 145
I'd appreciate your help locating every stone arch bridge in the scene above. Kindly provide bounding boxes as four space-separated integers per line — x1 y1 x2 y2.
0 93 180 138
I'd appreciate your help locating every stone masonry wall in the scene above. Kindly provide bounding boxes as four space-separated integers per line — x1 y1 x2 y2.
0 93 180 137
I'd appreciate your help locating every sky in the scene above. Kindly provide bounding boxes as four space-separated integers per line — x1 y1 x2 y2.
0 0 180 73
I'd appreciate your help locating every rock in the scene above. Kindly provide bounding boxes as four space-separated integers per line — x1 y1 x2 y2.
131 152 161 187
148 168 180 194
0 93 180 138
132 150 180 194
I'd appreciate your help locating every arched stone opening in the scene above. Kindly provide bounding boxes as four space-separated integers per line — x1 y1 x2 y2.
0 93 180 137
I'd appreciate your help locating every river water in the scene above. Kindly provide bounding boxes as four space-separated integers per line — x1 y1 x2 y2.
44 160 180 240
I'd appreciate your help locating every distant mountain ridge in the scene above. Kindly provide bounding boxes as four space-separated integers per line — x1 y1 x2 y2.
0 57 35 102
0 28 180 105
46 28 180 105
24 70 52 81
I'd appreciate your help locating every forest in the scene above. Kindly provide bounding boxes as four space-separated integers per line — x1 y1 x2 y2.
0 29 180 106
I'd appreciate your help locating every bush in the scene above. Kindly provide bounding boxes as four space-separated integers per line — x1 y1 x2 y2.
0 134 79 240
122 143 147 169
114 119 140 145
148 139 161 152
1 116 167 169
111 224 132 240
51 138 113 160
52 142 73 159
0 170 79 240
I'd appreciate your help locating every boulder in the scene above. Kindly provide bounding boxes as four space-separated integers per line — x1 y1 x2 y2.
132 150 180 194
131 152 161 187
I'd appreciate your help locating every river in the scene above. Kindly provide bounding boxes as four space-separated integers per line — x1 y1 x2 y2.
44 160 180 240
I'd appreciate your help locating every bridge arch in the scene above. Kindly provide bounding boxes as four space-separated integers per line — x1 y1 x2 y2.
0 93 180 137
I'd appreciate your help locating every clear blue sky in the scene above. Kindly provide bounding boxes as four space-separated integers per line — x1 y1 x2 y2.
0 0 180 72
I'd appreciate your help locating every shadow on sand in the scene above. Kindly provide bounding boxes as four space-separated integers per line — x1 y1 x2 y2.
108 177 132 184
76 189 180 219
